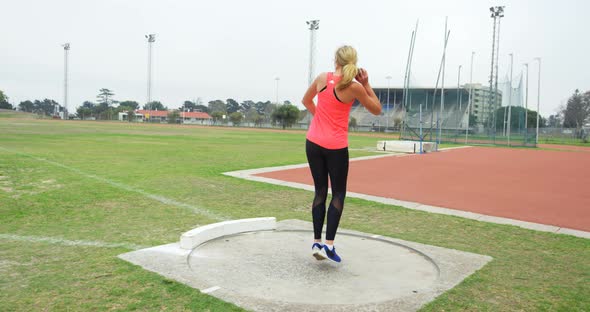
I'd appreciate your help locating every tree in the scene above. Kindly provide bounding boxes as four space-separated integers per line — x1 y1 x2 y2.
184 98 208 112
113 104 135 121
226 98 240 114
81 101 96 109
254 101 272 115
253 100 277 122
119 100 139 110
547 114 562 128
271 104 300 129
229 112 243 126
192 98 208 113
349 117 357 131
494 106 545 131
97 88 115 107
240 100 255 112
167 110 180 124
253 114 264 127
127 109 135 122
563 89 590 129
244 107 259 123
0 90 12 109
208 100 226 114
183 100 197 112
263 102 277 120
526 110 545 128
18 100 34 112
34 99 60 116
77 107 93 120
95 89 117 120
77 101 96 119
195 104 208 113
210 111 224 124
0 102 12 109
143 101 166 110
299 110 308 121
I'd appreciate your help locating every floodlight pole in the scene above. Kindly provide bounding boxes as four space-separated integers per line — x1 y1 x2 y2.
524 63 529 139
306 20 319 87
488 6 504 138
403 30 415 112
386 75 392 130
457 65 462 111
419 104 423 154
494 14 503 135
432 29 450 145
488 11 497 134
503 106 507 136
437 17 448 148
507 53 513 145
275 77 280 105
306 20 319 128
406 19 419 110
466 51 474 144
145 34 156 114
62 43 70 120
535 57 541 144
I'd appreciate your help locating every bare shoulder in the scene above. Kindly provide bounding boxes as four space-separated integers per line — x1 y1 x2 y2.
349 81 365 94
317 72 328 84
314 72 328 92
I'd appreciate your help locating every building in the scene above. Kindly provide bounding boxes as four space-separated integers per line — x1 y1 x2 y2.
463 83 503 126
118 110 212 124
178 111 213 124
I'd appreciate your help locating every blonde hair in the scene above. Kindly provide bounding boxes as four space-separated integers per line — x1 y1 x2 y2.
334 45 358 90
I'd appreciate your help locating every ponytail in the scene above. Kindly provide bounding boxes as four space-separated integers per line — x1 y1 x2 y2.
334 45 358 90
337 63 358 90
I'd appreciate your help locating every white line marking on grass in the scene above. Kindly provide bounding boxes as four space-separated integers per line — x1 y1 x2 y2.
0 233 146 250
201 286 221 294
0 147 226 221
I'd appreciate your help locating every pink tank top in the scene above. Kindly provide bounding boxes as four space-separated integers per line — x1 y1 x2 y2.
306 72 354 149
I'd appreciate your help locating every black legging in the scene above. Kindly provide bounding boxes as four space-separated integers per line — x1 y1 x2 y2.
305 139 349 241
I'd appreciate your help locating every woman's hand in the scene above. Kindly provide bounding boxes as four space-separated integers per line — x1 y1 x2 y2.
355 68 369 86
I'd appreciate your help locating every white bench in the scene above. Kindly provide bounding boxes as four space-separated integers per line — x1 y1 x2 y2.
377 140 437 153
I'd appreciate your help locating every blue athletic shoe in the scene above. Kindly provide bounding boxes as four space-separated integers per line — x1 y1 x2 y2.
321 245 342 263
312 243 326 260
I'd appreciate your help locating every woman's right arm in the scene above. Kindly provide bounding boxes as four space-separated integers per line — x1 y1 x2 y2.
301 73 326 116
352 69 381 115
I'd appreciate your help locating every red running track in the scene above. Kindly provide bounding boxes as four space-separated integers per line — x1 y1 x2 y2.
256 147 590 232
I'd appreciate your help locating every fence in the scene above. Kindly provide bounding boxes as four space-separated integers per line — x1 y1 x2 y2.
538 127 589 145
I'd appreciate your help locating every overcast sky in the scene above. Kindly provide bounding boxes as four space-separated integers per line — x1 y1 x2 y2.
1 0 589 116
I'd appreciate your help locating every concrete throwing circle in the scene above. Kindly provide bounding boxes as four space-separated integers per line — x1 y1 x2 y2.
188 230 439 305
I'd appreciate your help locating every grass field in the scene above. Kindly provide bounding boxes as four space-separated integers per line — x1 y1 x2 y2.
0 109 46 119
538 137 590 146
1 117 589 311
